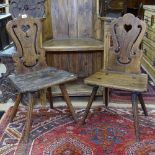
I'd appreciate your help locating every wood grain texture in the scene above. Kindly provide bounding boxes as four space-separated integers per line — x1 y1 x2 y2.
77 0 93 38
46 52 103 78
6 16 47 74
85 71 148 92
50 0 94 39
42 0 53 42
9 67 77 93
109 13 146 73
43 38 104 51
142 5 155 82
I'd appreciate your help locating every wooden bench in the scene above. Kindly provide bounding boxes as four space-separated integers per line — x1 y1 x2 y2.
42 0 104 78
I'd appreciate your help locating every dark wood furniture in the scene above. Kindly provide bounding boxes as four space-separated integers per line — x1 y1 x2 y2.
9 0 45 18
98 0 127 17
81 13 148 141
6 15 77 142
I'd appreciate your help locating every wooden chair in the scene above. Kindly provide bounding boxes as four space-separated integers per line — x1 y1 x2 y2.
6 15 77 142
81 13 148 141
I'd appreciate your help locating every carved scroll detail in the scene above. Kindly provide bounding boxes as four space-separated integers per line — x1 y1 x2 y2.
6 16 47 74
9 0 45 18
111 13 146 65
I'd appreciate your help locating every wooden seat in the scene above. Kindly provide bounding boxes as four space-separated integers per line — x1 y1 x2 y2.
82 13 148 142
43 38 104 52
6 15 77 142
85 71 148 92
9 67 76 93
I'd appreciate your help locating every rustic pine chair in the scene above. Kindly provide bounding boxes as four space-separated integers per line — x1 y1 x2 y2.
6 15 77 142
81 13 148 141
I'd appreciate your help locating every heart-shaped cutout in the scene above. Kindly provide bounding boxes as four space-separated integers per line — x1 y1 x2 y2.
124 24 132 32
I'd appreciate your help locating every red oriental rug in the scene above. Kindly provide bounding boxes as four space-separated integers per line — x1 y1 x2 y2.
111 80 155 105
0 106 155 155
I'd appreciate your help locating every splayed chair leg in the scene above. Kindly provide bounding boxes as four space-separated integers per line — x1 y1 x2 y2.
10 94 22 122
81 86 99 125
21 93 34 142
59 84 77 122
47 87 53 109
131 92 140 142
138 93 148 116
103 87 109 108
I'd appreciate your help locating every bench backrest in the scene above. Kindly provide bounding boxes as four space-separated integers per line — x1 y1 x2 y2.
51 0 94 39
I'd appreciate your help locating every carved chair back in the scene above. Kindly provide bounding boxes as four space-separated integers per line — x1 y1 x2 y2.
105 13 146 74
6 16 47 74
51 0 95 39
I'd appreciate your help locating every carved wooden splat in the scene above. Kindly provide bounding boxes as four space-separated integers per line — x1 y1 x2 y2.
6 15 47 74
9 0 45 18
111 13 146 65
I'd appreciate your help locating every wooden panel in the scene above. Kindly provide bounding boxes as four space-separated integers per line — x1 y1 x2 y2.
68 0 78 38
143 41 155 65
42 0 53 41
46 51 103 78
142 56 155 83
51 0 69 39
85 71 148 92
77 0 93 38
50 0 94 39
43 38 104 51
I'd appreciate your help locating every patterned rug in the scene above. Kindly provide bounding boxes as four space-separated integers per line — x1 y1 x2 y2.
111 80 155 105
1 106 155 155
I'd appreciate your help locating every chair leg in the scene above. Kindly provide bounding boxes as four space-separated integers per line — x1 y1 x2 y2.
10 94 22 122
138 93 148 116
103 87 109 108
59 84 77 122
21 93 34 142
47 87 53 109
81 86 99 125
131 93 140 142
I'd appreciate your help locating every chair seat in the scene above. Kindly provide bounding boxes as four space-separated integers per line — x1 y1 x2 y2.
9 67 77 93
85 71 148 92
43 38 104 52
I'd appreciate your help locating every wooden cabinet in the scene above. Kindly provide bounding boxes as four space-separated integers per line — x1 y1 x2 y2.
142 5 155 83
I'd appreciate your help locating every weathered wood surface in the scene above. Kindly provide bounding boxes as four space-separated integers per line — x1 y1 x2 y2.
43 38 104 52
9 67 77 93
51 0 93 39
9 0 45 18
85 71 148 92
46 51 103 78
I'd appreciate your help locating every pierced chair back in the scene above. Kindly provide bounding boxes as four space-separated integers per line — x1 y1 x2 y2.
105 13 146 74
6 15 47 74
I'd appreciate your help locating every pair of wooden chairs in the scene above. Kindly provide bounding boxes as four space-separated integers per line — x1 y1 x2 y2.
7 13 148 142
